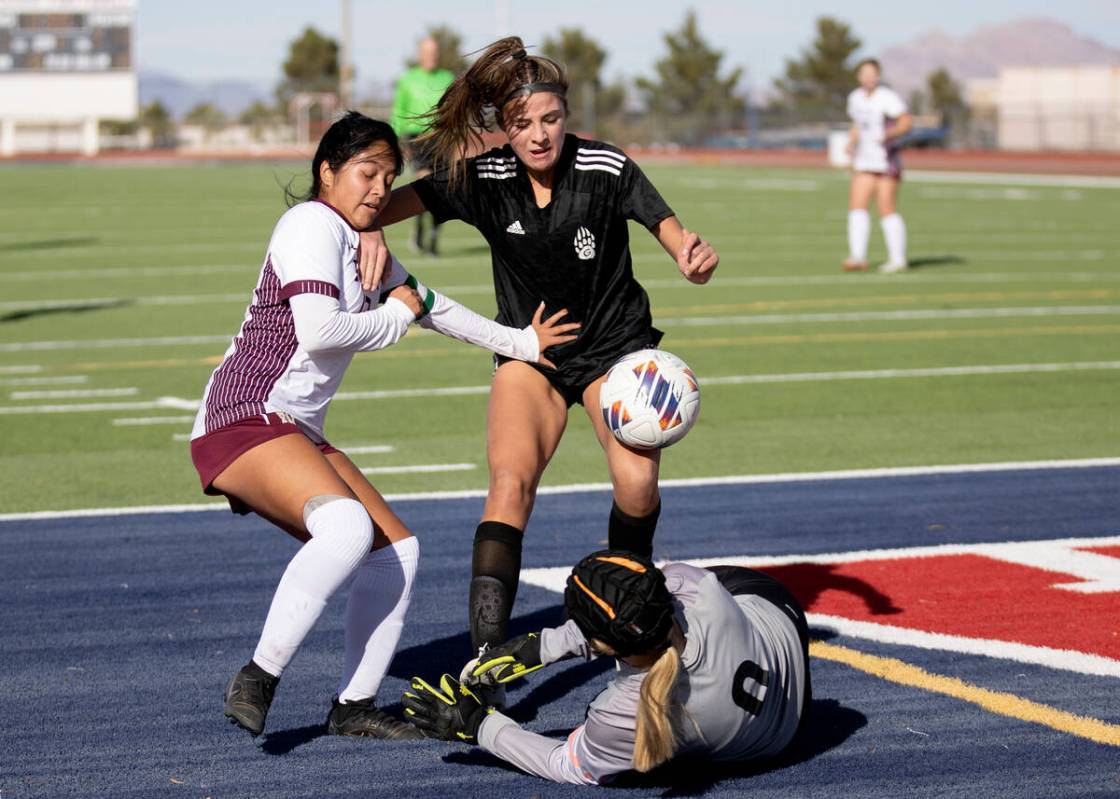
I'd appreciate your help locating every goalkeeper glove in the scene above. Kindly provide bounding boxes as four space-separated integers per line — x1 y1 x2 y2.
468 632 544 685
402 674 493 744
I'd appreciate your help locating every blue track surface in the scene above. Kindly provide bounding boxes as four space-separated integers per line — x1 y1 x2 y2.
2 466 1118 798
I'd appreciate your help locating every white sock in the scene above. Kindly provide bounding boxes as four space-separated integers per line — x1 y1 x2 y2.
338 536 420 703
881 213 907 265
253 498 373 677
847 209 870 262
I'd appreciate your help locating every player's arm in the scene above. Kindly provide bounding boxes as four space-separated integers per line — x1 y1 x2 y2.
355 185 430 291
884 113 913 142
381 258 579 367
401 675 600 784
845 121 859 155
477 716 602 785
650 215 719 285
289 286 421 354
275 207 422 352
468 620 596 685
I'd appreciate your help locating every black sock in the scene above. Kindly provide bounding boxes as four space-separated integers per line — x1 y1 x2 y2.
428 221 441 254
607 500 661 558
469 521 523 651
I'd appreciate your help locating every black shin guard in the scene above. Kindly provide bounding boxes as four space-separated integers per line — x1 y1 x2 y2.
469 521 523 652
607 500 661 558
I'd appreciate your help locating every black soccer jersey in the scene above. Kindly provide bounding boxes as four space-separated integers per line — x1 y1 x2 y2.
412 134 675 387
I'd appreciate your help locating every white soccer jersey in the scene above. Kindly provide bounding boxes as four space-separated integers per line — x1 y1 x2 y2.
847 85 907 174
192 200 540 441
477 563 807 785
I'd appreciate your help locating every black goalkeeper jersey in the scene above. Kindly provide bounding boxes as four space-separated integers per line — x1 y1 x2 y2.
412 134 674 387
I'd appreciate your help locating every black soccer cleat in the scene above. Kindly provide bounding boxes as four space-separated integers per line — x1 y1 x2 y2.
326 696 425 740
223 663 279 737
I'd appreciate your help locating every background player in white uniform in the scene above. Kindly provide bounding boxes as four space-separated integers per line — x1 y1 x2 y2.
844 58 913 273
403 551 811 785
188 112 577 740
361 38 721 674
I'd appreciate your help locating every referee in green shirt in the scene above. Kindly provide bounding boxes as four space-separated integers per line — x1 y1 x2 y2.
391 37 455 255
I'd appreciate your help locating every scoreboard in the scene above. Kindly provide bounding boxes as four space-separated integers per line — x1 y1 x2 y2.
0 0 133 73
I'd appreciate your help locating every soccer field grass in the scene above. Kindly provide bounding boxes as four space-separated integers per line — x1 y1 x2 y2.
0 160 1117 513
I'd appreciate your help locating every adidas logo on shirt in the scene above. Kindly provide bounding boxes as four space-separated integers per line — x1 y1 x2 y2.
506 220 526 235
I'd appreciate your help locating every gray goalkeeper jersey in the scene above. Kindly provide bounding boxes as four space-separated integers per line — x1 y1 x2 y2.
477 562 807 785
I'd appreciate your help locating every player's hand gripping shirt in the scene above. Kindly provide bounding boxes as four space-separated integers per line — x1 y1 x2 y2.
192 200 540 441
412 134 675 386
847 85 908 175
477 563 808 784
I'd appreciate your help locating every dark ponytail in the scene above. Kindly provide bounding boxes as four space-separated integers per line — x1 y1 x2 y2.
415 36 568 187
285 110 404 206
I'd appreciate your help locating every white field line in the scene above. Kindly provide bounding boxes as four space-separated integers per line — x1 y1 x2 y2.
520 534 1120 678
657 305 1120 327
9 387 138 400
341 445 394 455
631 250 1119 264
2 457 1118 522
112 416 194 426
518 535 1120 594
0 375 88 387
0 335 230 352
0 396 197 415
0 265 251 282
0 294 248 311
359 463 476 475
1 269 1116 293
2 361 1118 416
905 170 1120 189
4 305 1118 353
7 275 1120 312
701 361 1120 385
171 433 191 442
807 614 1120 678
0 365 41 374
639 273 1120 289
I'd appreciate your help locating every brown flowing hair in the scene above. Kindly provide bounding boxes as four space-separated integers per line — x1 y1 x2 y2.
414 36 568 187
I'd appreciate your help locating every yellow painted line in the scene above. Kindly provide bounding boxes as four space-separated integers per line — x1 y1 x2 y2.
663 288 1115 315
810 640 1120 747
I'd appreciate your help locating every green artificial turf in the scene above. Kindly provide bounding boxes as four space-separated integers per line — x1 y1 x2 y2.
1 161 1117 512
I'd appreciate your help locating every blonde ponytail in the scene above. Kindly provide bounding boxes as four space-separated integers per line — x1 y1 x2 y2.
632 644 681 772
415 36 568 187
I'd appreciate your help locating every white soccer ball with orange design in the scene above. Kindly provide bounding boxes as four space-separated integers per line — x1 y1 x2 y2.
598 349 700 450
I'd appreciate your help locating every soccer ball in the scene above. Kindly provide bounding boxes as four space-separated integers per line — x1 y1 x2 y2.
599 349 700 450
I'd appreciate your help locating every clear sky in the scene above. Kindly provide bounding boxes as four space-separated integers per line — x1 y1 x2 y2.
136 0 1120 93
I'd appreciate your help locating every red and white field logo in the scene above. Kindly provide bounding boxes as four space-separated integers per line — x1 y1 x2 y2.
523 535 1120 677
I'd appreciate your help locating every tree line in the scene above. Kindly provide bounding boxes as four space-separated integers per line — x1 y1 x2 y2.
141 13 966 146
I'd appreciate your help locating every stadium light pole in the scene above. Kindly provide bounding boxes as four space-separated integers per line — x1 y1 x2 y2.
340 0 354 109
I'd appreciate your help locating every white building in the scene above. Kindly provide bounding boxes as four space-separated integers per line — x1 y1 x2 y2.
995 66 1120 152
0 0 137 156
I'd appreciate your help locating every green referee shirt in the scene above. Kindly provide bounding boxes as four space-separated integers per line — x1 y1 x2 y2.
390 66 454 138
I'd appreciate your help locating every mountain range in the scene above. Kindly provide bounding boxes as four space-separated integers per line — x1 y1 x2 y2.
879 17 1120 94
138 70 270 119
139 18 1120 117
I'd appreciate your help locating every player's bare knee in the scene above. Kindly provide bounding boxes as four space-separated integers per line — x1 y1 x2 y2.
488 468 537 510
612 476 660 516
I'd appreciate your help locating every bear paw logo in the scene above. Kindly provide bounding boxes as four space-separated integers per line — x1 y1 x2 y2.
574 227 596 261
